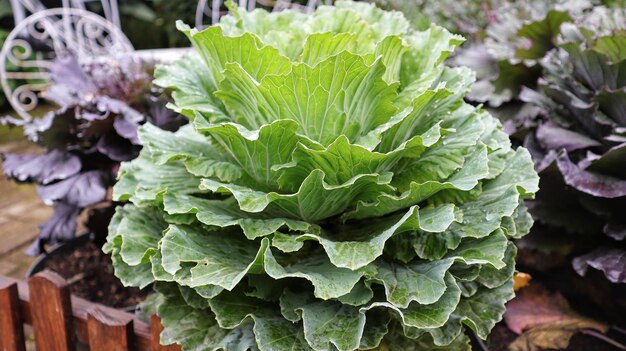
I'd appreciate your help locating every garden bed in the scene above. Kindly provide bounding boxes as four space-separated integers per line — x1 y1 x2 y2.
31 237 149 309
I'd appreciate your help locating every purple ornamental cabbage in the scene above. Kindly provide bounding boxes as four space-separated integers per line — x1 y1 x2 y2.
1 54 185 254
519 7 626 283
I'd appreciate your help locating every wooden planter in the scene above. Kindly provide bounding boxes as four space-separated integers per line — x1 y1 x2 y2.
0 270 179 351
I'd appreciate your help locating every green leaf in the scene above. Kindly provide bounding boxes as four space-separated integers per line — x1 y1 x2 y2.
208 290 312 351
217 51 398 145
180 23 291 93
263 247 367 300
446 229 509 269
163 193 314 240
333 1 410 41
196 120 303 191
392 107 484 190
201 170 394 222
593 34 626 62
373 258 455 307
277 135 409 188
114 151 203 206
454 279 515 339
400 26 464 87
116 205 166 266
139 123 242 182
300 32 358 67
306 7 375 50
475 242 517 288
299 301 365 351
153 54 227 120
271 204 456 270
157 283 259 351
104 205 166 288
364 273 461 329
160 225 268 289
515 10 571 60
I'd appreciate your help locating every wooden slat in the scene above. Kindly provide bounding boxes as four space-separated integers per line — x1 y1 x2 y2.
151 314 181 351
29 270 76 351
0 275 176 351
88 306 134 351
71 294 152 349
0 281 26 351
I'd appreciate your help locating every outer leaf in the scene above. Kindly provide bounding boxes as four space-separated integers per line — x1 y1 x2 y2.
364 273 461 329
208 291 312 351
160 225 268 289
263 247 367 300
139 123 242 182
271 204 456 270
114 151 203 205
157 284 259 351
153 54 226 120
299 302 365 351
373 258 455 307
163 193 314 240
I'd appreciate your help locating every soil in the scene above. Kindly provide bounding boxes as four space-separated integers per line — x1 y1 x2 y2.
42 240 149 309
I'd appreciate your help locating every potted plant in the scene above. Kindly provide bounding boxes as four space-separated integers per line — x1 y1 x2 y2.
1 52 186 308
106 1 539 349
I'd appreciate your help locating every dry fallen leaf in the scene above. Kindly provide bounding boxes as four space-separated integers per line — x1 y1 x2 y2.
505 284 608 351
513 272 532 291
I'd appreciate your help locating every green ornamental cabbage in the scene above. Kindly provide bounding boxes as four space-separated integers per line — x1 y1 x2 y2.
105 2 539 350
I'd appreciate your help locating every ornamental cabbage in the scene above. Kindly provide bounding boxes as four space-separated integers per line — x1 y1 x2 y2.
451 0 615 122
520 7 626 283
105 2 539 350
1 54 185 254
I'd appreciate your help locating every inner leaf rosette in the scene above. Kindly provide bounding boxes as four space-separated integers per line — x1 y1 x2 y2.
105 2 539 350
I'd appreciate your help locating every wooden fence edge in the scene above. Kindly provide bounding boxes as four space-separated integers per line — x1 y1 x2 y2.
0 270 181 351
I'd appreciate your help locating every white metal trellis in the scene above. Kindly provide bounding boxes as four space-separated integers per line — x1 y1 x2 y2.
10 0 121 29
0 8 133 121
195 0 332 29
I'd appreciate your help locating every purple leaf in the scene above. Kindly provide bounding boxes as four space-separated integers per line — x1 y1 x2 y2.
31 109 74 148
596 90 626 126
78 109 110 122
1 150 81 184
37 170 107 207
604 223 626 241
42 85 80 107
113 116 140 144
96 132 139 161
536 122 601 152
585 143 626 179
148 97 186 132
523 133 557 173
556 151 626 198
573 248 626 283
95 96 143 123
49 54 97 96
26 202 82 255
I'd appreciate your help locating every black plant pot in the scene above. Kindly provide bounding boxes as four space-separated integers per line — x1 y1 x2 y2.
25 232 139 313
26 232 94 278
